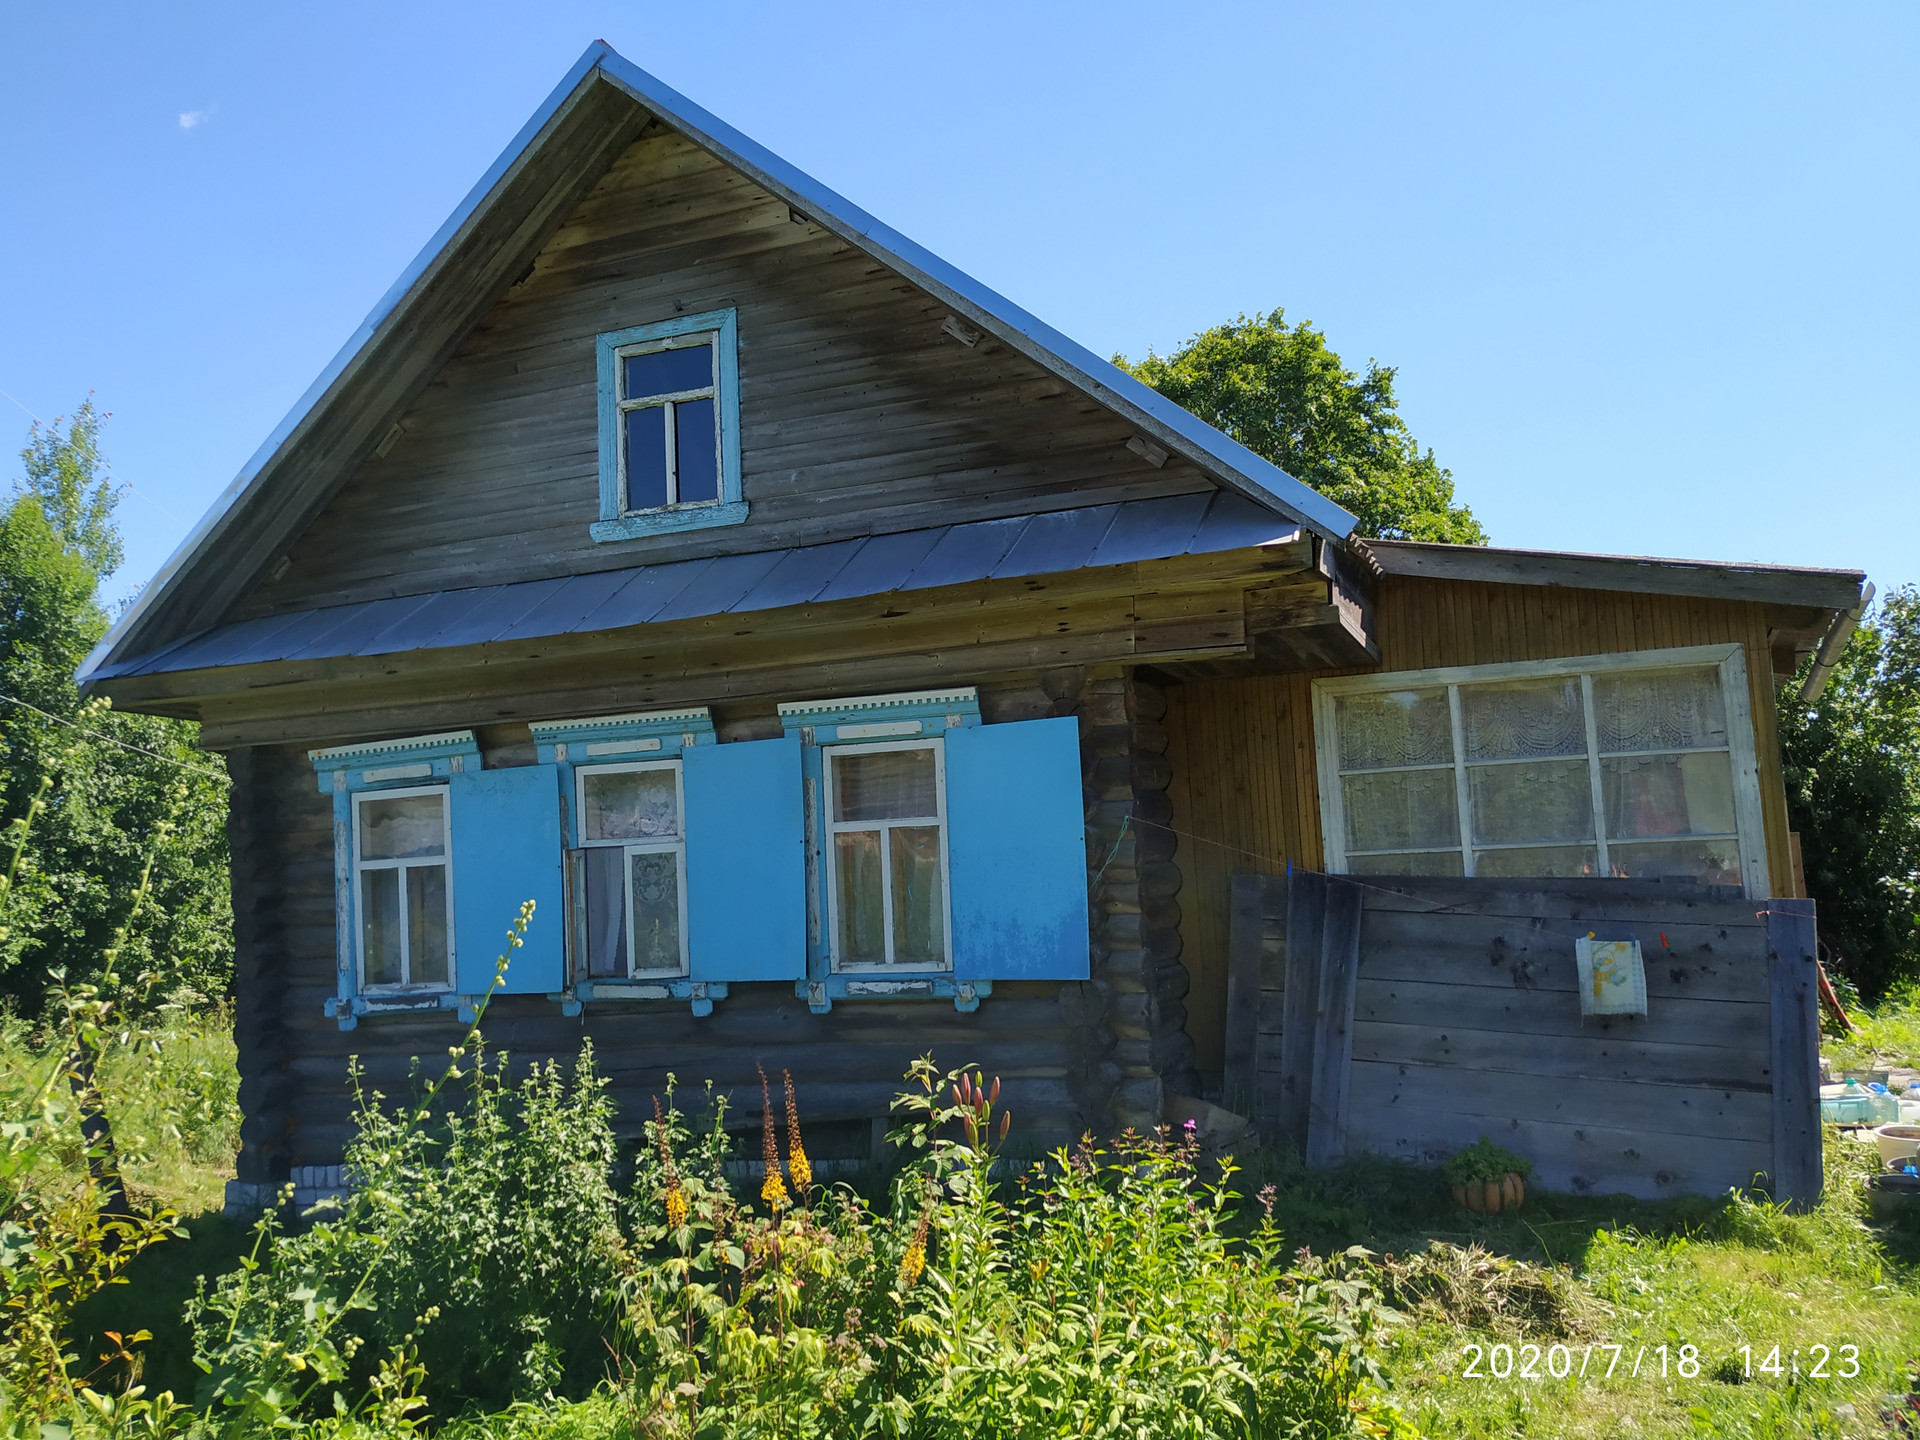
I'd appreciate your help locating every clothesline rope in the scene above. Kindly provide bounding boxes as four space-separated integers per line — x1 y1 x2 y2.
0 693 229 780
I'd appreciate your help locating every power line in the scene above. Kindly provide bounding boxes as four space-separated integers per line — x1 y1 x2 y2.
0 386 42 425
0 694 227 780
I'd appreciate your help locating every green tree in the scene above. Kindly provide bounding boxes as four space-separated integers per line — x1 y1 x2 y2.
1120 308 1486 543
1779 586 1920 1001
0 401 231 1014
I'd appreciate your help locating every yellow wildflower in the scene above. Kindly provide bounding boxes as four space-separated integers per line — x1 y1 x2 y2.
653 1095 686 1228
897 1202 933 1289
761 1171 789 1212
758 1064 786 1212
783 1069 812 1194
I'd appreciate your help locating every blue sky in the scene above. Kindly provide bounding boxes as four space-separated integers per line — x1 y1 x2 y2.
2 3 1914 607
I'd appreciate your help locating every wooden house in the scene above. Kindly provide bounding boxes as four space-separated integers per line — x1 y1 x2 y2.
80 44 1868 1211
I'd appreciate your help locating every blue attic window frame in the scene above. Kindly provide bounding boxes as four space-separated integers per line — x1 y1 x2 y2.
592 309 744 543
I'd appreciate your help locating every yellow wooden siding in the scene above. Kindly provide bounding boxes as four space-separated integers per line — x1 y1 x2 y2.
1164 574 1794 1077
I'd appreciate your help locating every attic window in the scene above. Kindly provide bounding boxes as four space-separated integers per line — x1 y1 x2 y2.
593 309 746 543
619 340 717 511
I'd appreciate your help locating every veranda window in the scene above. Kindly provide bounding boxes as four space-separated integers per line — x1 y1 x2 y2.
824 741 951 970
1312 646 1769 895
353 786 451 990
576 762 688 978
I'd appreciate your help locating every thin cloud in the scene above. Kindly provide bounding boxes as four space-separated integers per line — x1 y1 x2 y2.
178 109 209 130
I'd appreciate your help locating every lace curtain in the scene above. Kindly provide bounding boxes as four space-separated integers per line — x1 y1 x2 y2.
360 793 445 860
629 850 682 972
1335 688 1459 866
583 767 680 842
1333 664 1744 884
1594 668 1726 753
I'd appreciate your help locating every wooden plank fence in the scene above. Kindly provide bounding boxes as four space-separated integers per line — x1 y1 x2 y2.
1225 873 1822 1207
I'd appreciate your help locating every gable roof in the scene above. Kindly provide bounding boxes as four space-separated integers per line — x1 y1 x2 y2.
79 42 1356 688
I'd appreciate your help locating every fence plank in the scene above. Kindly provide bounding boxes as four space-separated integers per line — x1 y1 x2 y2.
1274 870 1326 1147
1347 1058 1770 1140
1766 898 1821 1211
1345 1106 1771 1200
1305 878 1364 1167
1350 1019 1769 1090
1355 912 1769 1004
1352 978 1772 1050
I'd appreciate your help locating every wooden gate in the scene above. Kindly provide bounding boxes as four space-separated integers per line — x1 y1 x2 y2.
1223 873 1821 1206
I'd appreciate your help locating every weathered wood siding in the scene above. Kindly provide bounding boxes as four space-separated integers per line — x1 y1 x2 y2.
227 666 1196 1176
235 126 1210 620
1224 874 1808 1201
1164 574 1793 1078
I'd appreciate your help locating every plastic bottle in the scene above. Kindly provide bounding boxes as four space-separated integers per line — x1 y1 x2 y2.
1868 1089 1899 1124
1820 1079 1876 1124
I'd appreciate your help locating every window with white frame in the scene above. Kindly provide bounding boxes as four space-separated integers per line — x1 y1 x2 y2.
575 761 688 978
824 740 951 970
1313 646 1769 893
353 786 452 990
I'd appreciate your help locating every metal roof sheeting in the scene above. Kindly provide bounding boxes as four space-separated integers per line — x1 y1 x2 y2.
92 493 1303 682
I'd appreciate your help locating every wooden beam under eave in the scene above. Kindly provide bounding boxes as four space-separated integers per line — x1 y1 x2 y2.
156 562 1320 747
96 539 1320 712
189 600 1251 750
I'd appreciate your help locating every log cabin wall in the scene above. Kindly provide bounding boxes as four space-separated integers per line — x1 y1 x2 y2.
233 126 1214 620
1163 573 1792 1082
227 665 1197 1178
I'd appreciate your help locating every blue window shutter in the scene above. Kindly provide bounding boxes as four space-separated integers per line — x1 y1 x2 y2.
683 736 806 981
946 716 1090 981
449 765 566 995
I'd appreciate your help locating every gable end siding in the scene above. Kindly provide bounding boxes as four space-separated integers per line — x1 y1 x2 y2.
236 128 1216 620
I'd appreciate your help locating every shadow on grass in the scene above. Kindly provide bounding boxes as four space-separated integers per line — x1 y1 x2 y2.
69 1212 254 1401
1228 1139 1920 1274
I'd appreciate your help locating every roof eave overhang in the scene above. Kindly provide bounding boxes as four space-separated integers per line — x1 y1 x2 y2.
1361 537 1868 612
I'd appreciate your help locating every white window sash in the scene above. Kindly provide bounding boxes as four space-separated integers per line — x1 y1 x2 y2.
350 783 452 993
575 760 689 978
822 738 954 973
1312 643 1771 899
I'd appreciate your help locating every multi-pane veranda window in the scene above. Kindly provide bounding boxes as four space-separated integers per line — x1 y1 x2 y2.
576 762 688 978
1314 649 1765 890
354 787 451 990
615 334 719 514
825 741 951 969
